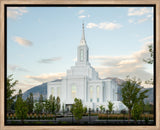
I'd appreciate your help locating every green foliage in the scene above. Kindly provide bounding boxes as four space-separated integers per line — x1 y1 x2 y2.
83 106 87 114
72 98 84 122
143 44 153 64
143 44 153 85
44 99 50 113
44 95 61 115
56 96 61 113
99 105 105 113
145 79 153 85
70 105 73 113
131 100 143 122
7 74 17 112
15 89 28 123
143 102 154 113
34 94 44 113
108 101 114 113
50 95 56 114
62 103 65 115
26 92 34 113
120 76 149 120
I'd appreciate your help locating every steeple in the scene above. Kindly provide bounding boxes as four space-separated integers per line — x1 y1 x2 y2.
80 23 86 45
76 23 89 66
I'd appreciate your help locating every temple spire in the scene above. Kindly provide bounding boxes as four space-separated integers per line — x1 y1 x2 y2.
81 23 85 40
80 22 86 45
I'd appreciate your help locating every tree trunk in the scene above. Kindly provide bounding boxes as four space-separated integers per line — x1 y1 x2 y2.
128 109 131 120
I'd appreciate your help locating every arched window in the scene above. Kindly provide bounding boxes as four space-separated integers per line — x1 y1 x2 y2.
80 49 84 61
72 85 76 99
90 86 93 102
97 86 100 102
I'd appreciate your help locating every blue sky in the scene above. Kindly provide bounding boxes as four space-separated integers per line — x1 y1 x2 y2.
7 6 154 93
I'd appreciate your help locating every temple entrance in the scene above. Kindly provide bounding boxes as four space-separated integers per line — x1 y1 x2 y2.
66 104 73 112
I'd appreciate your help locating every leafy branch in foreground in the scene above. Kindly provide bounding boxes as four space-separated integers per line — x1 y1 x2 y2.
120 76 149 121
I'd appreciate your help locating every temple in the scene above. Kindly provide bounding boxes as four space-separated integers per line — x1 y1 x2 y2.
47 24 126 111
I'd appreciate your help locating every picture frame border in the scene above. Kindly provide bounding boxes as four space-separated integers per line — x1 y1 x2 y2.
0 0 160 129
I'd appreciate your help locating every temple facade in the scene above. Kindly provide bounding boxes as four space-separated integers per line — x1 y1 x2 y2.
47 24 126 111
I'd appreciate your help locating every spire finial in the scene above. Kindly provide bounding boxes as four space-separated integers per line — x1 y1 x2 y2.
81 22 85 41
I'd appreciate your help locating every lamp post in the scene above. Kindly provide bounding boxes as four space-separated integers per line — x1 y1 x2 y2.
89 108 91 123
106 110 109 124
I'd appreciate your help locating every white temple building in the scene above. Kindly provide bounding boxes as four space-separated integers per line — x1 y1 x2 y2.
47 24 126 111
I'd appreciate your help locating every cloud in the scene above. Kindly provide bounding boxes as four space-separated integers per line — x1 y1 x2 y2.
128 7 153 24
90 41 153 87
137 18 149 23
128 7 153 16
78 10 90 19
26 72 66 83
7 7 28 19
139 36 153 42
13 36 33 47
8 64 29 72
86 22 122 30
14 80 40 94
38 57 62 63
86 23 98 28
128 19 134 23
78 10 85 14
79 15 86 19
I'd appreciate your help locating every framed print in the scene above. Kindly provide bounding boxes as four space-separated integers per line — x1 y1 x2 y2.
0 0 160 130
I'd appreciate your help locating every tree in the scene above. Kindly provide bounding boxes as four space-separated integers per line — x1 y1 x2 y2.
35 94 44 114
53 96 61 120
120 76 149 120
62 103 65 115
39 94 44 113
143 102 154 114
56 96 61 113
83 106 87 114
26 92 34 113
143 44 153 64
50 95 56 114
143 44 153 85
131 100 144 123
44 99 50 113
108 101 114 114
7 74 17 113
72 98 84 123
15 89 28 124
99 105 105 113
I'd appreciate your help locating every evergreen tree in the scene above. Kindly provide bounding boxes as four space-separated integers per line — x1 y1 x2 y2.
26 92 34 113
15 89 28 124
44 99 50 113
56 96 61 113
35 94 44 114
51 96 56 114
62 103 65 115
7 74 17 113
